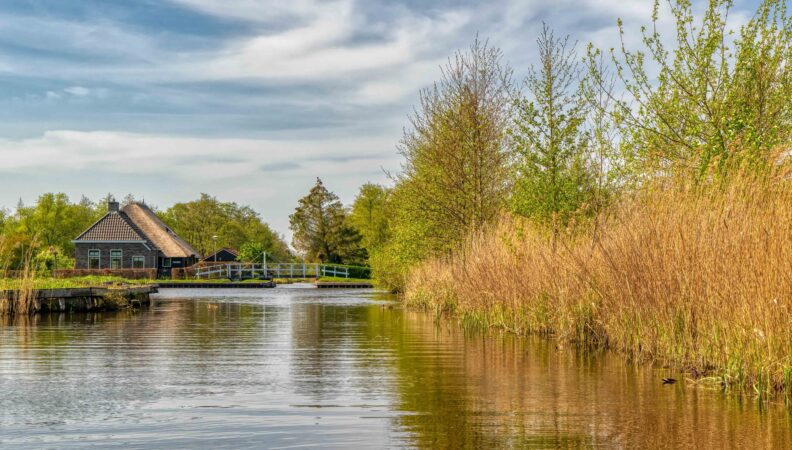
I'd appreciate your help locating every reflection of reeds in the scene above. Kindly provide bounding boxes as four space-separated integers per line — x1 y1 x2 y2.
405 167 792 400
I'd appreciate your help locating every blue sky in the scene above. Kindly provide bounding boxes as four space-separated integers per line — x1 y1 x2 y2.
0 0 760 238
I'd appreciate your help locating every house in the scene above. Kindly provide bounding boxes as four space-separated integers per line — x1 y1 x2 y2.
201 247 239 263
73 199 201 277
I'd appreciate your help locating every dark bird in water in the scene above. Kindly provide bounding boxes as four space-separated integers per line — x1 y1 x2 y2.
662 377 677 384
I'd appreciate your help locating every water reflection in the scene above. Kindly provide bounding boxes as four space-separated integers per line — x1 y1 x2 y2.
0 288 789 449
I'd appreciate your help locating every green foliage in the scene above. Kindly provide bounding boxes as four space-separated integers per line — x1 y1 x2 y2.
0 193 100 270
368 38 514 290
348 183 391 252
32 246 75 274
159 193 291 261
591 0 791 178
237 242 268 263
510 24 597 233
394 37 513 254
289 178 365 264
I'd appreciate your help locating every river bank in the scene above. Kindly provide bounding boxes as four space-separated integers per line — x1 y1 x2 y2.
403 176 792 402
0 285 157 315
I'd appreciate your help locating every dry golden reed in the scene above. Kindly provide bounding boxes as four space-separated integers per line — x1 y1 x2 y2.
0 239 39 316
405 168 792 399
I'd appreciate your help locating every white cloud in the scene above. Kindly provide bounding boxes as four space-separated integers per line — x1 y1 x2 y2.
64 86 90 97
0 130 398 180
169 0 352 24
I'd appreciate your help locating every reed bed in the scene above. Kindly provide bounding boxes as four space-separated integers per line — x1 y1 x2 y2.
0 242 39 316
405 170 792 400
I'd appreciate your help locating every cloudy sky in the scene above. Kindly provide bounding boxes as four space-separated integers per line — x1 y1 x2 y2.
0 0 759 239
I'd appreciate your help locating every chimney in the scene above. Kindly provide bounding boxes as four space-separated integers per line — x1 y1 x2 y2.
108 198 119 212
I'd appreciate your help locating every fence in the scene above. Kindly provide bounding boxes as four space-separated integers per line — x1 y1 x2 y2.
191 262 370 280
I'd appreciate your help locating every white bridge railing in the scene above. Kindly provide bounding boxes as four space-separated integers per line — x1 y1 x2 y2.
194 263 349 280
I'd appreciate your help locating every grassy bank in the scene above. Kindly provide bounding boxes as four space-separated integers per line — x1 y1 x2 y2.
0 276 150 291
404 172 792 401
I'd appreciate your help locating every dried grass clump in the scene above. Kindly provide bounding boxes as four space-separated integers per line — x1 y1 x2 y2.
405 168 792 399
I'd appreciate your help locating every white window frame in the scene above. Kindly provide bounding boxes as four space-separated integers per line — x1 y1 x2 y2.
110 249 123 269
88 249 101 269
132 256 145 269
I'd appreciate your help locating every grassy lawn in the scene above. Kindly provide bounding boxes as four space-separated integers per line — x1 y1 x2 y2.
0 276 150 291
161 278 271 283
316 277 372 283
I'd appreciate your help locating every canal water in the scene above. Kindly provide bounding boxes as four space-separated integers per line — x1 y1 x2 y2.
1 286 790 448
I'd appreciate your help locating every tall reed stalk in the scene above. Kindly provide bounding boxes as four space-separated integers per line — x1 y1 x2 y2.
405 167 792 400
0 240 40 316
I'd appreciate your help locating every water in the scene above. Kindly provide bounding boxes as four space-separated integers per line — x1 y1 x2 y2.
1 286 790 449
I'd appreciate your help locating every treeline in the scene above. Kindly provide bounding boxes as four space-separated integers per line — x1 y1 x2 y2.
329 0 790 290
0 193 290 271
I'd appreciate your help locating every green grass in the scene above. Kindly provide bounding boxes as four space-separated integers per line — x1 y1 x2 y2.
317 277 372 283
160 278 270 284
0 276 150 291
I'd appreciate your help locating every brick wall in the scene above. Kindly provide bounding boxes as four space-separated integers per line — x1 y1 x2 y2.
74 243 159 269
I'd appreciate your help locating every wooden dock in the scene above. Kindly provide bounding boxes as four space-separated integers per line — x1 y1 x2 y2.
0 285 157 314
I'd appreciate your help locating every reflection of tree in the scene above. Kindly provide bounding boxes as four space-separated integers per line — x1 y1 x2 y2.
372 309 792 448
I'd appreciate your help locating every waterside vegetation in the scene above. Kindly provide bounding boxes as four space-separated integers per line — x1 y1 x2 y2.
338 0 792 401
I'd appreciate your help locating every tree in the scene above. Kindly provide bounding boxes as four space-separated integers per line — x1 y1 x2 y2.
289 178 362 264
0 193 100 270
348 183 391 253
590 0 791 178
510 24 596 238
395 37 513 255
160 194 291 261
237 242 268 264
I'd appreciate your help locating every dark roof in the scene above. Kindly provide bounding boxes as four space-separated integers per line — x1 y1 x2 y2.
122 203 201 258
201 248 239 261
74 211 147 242
73 202 201 259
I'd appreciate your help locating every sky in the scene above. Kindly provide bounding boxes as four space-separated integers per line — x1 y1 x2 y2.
0 0 759 240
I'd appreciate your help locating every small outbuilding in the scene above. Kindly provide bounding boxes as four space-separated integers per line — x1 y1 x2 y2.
201 248 239 263
73 200 201 277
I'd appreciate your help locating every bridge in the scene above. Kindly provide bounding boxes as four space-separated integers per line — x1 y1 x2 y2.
193 262 365 280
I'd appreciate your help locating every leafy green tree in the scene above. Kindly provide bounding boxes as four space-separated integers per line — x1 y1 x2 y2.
0 193 100 270
589 0 791 178
237 242 268 264
160 194 290 261
395 37 514 255
510 24 596 237
289 178 363 264
348 183 391 253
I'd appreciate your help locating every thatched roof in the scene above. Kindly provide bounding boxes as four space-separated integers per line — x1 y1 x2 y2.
74 211 147 242
122 203 201 258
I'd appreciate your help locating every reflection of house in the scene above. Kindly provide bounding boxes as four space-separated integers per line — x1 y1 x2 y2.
73 200 201 277
201 248 239 263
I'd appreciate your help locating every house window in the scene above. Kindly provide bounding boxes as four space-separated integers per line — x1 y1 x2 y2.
110 250 123 269
162 258 171 268
88 250 101 269
132 256 145 269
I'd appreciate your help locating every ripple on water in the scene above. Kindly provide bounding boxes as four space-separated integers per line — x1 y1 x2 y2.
0 287 790 449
